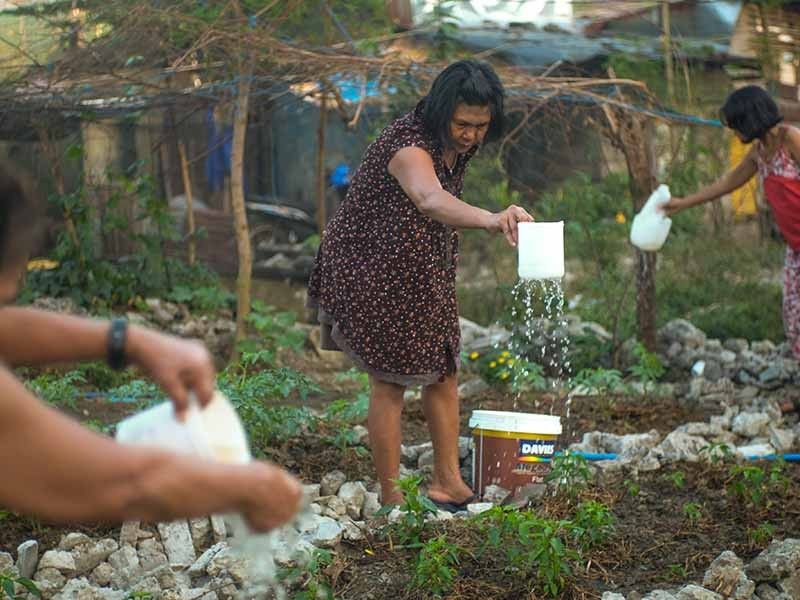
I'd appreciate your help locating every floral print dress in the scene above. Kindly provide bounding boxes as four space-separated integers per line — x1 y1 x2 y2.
307 101 477 386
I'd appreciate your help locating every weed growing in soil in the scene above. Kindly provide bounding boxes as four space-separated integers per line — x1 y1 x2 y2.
682 502 702 525
747 522 776 547
667 470 686 489
412 535 462 598
624 478 641 497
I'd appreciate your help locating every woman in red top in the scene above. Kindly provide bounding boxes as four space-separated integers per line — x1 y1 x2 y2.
664 86 800 362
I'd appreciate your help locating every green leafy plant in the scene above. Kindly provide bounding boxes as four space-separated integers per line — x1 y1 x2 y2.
545 452 592 500
0 571 42 600
628 343 665 389
699 442 734 464
682 502 702 524
478 508 578 597
379 475 438 547
569 367 626 395
667 470 686 490
570 501 615 550
412 535 461 598
25 370 86 409
726 461 789 510
278 548 333 600
0 571 40 600
238 301 306 356
747 522 775 547
624 479 641 498
666 563 688 579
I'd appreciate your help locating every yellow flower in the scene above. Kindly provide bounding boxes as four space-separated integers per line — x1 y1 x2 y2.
489 361 497 369
501 350 511 357
27 258 59 271
507 359 515 366
498 357 506 364
615 212 626 224
500 371 510 380
469 351 479 360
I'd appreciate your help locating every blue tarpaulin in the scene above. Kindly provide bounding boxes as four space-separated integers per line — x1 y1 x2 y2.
205 108 233 193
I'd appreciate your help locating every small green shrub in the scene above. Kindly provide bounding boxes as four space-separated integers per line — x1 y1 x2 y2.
412 535 461 598
379 475 439 547
570 501 615 550
546 452 592 499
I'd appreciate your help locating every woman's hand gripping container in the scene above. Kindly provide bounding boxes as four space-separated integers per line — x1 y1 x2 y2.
469 410 562 501
630 184 672 252
115 391 251 465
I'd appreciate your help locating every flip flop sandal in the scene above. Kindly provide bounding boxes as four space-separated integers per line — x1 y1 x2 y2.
428 493 479 514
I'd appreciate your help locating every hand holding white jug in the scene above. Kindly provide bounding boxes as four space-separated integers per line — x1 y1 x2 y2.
630 184 673 252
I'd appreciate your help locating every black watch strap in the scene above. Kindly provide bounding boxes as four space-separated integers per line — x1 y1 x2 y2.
107 318 128 370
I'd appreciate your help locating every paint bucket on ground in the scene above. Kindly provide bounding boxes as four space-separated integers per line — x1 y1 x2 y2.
469 410 562 500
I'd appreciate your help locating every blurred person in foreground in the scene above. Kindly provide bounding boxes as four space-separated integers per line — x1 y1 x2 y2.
0 167 302 531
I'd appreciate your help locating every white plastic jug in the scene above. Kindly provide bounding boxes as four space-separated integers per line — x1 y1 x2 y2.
630 184 672 252
517 221 565 280
115 391 251 465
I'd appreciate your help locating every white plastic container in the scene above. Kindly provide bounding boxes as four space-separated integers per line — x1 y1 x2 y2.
630 184 672 252
517 221 565 280
115 391 251 465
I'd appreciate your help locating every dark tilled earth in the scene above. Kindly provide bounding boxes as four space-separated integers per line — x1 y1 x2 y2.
3 365 799 600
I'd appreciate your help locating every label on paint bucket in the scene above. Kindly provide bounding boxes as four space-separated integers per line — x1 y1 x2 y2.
518 439 556 463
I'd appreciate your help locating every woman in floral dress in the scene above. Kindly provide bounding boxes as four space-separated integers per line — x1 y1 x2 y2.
308 60 533 508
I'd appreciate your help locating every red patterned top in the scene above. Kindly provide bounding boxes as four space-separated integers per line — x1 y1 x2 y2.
757 126 800 250
307 101 477 386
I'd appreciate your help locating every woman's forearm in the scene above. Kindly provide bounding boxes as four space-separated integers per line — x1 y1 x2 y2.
0 369 275 524
417 189 495 229
0 307 110 366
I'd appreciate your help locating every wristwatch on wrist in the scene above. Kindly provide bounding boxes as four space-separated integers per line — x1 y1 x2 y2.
107 318 128 370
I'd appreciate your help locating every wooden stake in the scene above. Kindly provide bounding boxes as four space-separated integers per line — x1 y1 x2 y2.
177 141 196 266
316 88 328 235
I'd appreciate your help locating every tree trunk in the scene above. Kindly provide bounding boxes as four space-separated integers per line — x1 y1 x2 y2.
231 63 254 348
603 105 658 350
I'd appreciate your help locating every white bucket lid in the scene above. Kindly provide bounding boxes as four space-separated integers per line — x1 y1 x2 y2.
469 410 562 435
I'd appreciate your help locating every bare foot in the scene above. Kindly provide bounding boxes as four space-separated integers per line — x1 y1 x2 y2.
427 482 476 505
